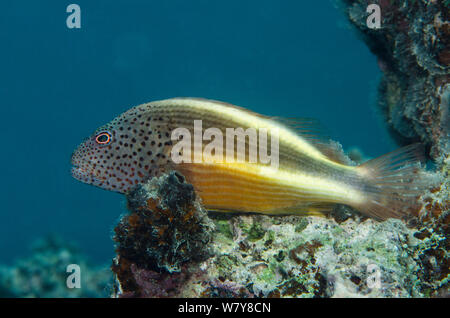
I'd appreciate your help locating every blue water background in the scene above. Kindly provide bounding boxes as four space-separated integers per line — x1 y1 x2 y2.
0 1 396 264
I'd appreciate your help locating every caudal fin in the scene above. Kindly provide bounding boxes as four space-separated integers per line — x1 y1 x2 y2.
354 143 429 220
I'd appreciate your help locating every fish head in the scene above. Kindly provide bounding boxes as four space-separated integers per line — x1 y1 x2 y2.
71 123 128 192
71 112 164 193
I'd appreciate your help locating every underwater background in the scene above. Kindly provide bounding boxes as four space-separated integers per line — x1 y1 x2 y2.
0 0 394 267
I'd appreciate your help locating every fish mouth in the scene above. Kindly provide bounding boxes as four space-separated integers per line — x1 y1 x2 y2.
71 164 88 178
71 163 106 184
71 164 92 181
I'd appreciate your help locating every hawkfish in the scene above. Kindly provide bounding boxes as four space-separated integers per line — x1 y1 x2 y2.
71 98 426 220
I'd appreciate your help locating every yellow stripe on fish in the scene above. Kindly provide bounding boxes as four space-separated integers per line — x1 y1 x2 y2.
178 160 365 214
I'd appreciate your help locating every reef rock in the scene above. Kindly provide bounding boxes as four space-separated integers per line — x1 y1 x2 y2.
111 171 449 298
339 0 449 161
0 236 111 298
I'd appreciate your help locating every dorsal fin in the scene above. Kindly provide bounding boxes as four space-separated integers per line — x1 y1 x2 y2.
269 116 328 141
315 140 355 165
270 116 353 165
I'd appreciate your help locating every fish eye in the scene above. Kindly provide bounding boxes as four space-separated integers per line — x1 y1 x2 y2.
95 132 112 145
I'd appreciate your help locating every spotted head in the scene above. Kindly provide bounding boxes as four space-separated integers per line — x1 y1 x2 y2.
71 106 174 193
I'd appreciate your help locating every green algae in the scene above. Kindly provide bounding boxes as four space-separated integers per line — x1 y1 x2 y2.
216 254 238 278
215 219 233 240
247 222 265 241
294 218 309 233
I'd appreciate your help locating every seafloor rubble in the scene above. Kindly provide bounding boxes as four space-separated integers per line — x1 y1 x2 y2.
112 171 448 298
338 0 449 161
0 236 111 298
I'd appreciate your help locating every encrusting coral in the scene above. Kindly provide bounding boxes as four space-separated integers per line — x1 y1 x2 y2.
338 0 449 161
413 154 449 297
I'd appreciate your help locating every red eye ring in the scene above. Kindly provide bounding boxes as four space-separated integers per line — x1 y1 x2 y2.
95 132 112 145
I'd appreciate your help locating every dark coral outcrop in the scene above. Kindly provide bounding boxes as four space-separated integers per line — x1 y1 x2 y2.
112 171 215 297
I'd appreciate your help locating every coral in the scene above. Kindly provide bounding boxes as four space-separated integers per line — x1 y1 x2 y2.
208 215 423 298
112 171 215 297
0 236 111 298
413 214 449 297
111 171 449 298
413 153 450 297
338 0 449 161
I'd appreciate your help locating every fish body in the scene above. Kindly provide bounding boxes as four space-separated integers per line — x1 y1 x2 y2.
71 98 424 219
